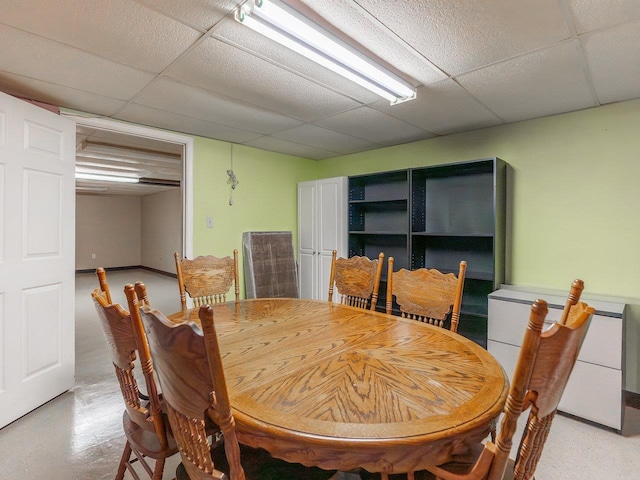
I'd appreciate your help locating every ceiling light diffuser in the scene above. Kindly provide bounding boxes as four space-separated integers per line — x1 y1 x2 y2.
235 0 416 104
75 172 139 183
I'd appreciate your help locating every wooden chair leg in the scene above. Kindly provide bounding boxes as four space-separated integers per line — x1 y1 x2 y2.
116 441 132 480
133 447 154 479
152 457 165 480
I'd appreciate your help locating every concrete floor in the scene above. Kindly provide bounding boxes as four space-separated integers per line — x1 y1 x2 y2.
0 269 639 479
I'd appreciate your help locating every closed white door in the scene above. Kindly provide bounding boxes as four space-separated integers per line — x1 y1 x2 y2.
297 181 317 299
0 92 76 428
317 177 347 301
297 177 347 300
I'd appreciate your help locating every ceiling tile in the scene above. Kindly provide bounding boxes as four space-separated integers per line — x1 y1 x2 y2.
456 41 597 123
567 0 640 34
166 36 362 122
0 71 126 117
293 0 446 86
370 80 504 135
243 136 340 160
134 77 303 134
353 0 571 76
0 0 637 162
0 24 155 100
272 124 383 155
316 107 432 146
141 0 240 32
0 0 202 73
581 21 640 105
116 103 263 144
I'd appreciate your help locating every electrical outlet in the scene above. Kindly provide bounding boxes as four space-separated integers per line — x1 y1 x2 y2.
206 216 214 228
91 253 96 259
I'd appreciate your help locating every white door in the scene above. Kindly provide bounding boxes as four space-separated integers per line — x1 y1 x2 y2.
317 177 347 301
0 92 76 428
297 177 347 300
297 181 317 299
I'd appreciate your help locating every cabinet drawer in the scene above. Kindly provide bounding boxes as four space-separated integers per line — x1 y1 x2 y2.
559 361 623 430
487 340 623 430
488 298 622 370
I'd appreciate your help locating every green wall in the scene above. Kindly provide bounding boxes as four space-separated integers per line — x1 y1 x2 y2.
318 99 640 300
191 137 319 296
310 98 640 393
191 99 640 299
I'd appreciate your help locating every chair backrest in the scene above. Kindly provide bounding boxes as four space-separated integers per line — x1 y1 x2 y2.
491 296 594 480
559 278 584 325
386 258 467 332
137 303 245 480
428 280 594 480
91 273 168 449
174 250 240 310
96 267 112 304
134 280 151 308
328 250 384 310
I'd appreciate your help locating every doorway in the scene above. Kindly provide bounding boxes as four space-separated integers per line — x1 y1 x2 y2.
65 115 194 263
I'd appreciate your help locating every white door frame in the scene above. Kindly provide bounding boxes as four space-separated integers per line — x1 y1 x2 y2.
65 114 194 258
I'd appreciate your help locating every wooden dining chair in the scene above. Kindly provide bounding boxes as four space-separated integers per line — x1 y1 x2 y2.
91 273 178 480
328 250 384 310
364 280 595 480
136 302 336 480
96 267 113 304
174 250 240 310
386 258 467 332
134 280 152 307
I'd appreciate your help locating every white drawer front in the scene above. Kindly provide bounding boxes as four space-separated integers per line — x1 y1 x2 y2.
488 298 622 369
559 361 622 430
487 340 622 430
488 299 528 344
487 339 519 383
578 313 622 370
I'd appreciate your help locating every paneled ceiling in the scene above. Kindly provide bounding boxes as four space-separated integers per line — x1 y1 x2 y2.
1 0 639 163
75 126 183 196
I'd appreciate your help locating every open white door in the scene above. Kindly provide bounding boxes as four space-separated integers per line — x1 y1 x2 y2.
0 92 76 428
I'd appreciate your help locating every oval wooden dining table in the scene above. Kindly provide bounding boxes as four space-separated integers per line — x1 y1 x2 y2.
168 298 509 475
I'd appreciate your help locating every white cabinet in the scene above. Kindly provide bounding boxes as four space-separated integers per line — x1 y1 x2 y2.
488 286 626 431
298 177 347 300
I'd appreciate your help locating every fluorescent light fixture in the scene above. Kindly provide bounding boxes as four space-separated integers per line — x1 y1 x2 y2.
75 172 139 183
235 0 416 104
78 142 182 165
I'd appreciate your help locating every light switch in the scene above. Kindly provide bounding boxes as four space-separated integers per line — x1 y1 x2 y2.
206 216 214 228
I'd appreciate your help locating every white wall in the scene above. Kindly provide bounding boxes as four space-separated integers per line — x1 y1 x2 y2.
75 195 141 270
141 189 182 273
75 190 182 273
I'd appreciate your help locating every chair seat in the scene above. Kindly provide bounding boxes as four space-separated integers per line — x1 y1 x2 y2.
176 442 336 480
122 411 179 459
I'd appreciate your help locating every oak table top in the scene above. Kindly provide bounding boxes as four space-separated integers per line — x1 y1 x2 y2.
168 298 508 474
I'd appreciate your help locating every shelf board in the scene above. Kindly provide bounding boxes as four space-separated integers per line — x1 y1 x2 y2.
461 301 489 317
349 231 407 236
411 232 494 238
460 309 489 319
466 271 494 281
350 198 408 206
